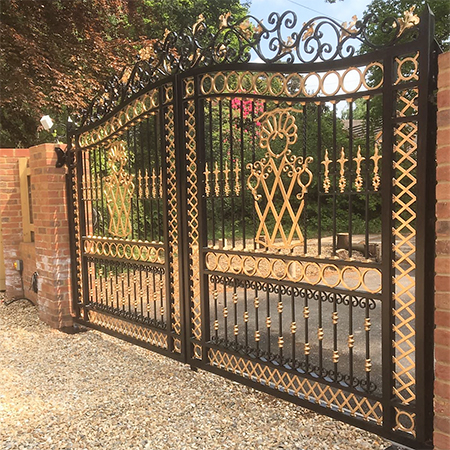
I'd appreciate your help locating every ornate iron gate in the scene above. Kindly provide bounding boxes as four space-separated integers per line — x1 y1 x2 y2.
68 7 438 449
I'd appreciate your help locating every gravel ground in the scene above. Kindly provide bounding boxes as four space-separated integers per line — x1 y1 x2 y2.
0 296 390 450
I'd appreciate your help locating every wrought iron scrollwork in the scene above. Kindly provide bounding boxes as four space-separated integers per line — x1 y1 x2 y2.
76 8 421 128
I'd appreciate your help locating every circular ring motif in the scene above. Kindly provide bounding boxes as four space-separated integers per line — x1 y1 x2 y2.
395 410 415 433
256 257 271 279
286 260 304 282
397 56 418 83
361 268 381 294
212 73 226 94
242 256 257 277
285 73 303 97
321 70 341 97
272 259 287 280
303 72 321 98
268 74 285 96
304 262 321 284
341 67 363 94
218 253 230 272
362 62 383 90
200 74 214 95
225 71 239 93
255 73 269 95
320 264 340 288
238 71 255 93
230 255 243 274
340 266 362 291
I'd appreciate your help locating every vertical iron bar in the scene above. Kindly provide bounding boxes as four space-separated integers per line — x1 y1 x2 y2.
195 86 211 360
219 100 225 249
304 289 309 371
278 290 283 361
173 73 190 363
303 103 308 254
154 113 162 242
214 279 218 341
255 288 260 352
240 97 245 250
348 100 354 259
365 299 371 391
91 148 98 237
251 100 257 251
365 98 371 259
160 87 174 352
332 102 337 256
65 135 81 319
223 279 228 343
147 116 155 242
209 100 216 247
266 289 271 357
415 7 437 445
134 123 140 242
381 48 395 435
291 290 295 363
229 99 235 248
140 120 148 241
83 151 91 236
317 103 322 255
333 293 338 382
77 149 90 319
318 291 323 375
348 294 354 387
234 281 238 345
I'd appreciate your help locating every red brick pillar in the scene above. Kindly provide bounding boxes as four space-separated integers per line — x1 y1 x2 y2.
29 143 73 328
0 148 30 299
435 51 450 450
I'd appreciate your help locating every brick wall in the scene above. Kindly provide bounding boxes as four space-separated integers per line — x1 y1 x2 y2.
0 148 31 299
28 143 72 328
19 242 37 304
435 51 450 450
0 144 72 326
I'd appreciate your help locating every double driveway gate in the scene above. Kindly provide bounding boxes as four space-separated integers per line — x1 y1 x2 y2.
67 8 437 449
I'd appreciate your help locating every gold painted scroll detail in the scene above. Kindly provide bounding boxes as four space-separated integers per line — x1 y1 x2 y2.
247 109 313 250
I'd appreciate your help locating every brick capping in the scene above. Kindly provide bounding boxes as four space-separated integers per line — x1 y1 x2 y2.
435 50 450 450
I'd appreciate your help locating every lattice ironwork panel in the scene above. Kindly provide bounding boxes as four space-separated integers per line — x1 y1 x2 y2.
185 99 202 357
209 348 383 424
89 311 168 349
165 103 181 338
392 117 417 407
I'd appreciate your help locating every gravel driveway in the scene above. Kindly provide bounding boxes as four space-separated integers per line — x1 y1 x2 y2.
0 299 390 450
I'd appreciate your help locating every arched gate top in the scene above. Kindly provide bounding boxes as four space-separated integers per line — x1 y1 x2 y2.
75 6 425 129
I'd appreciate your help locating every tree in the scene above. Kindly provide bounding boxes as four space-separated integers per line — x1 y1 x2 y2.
325 0 449 51
361 0 449 51
0 0 249 147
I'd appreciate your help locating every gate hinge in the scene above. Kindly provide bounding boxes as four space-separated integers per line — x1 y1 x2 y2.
54 146 69 168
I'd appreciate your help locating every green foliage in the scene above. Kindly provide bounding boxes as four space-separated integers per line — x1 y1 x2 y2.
360 0 449 51
0 0 249 148
138 0 249 37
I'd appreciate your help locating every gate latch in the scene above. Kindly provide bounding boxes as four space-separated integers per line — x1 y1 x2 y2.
54 146 68 168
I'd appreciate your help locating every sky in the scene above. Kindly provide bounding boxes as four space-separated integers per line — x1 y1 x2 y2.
247 0 371 25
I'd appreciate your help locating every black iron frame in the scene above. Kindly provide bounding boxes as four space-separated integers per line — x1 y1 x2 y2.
67 7 438 449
